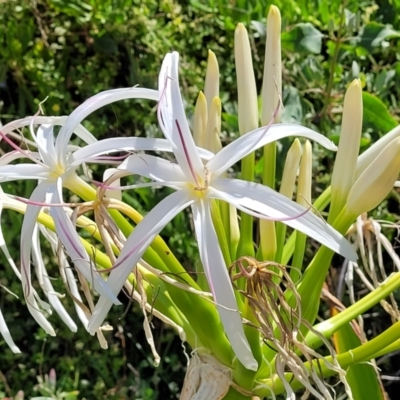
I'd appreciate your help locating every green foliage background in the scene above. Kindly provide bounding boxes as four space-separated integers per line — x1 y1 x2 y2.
1 0 400 398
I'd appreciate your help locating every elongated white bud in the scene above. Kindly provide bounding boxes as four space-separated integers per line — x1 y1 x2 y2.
346 137 400 215
261 5 282 125
280 138 302 198
204 50 219 109
235 23 258 135
193 91 208 148
356 125 400 178
330 79 362 221
297 140 312 207
205 96 222 153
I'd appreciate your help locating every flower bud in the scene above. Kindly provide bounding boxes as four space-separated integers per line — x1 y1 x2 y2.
235 23 258 135
205 96 222 153
356 125 400 178
280 138 302 198
329 79 362 221
346 137 400 216
204 50 219 110
297 140 312 207
193 91 208 148
261 5 282 125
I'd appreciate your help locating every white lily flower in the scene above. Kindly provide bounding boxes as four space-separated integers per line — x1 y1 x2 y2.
0 108 192 332
0 119 120 320
87 52 357 371
0 187 77 349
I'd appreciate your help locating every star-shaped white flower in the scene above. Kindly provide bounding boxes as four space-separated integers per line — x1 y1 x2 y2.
87 52 357 370
0 86 217 337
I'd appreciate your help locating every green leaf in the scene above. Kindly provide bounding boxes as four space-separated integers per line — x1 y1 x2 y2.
282 23 323 54
362 92 398 133
333 314 385 400
358 22 400 51
94 33 118 54
282 86 303 123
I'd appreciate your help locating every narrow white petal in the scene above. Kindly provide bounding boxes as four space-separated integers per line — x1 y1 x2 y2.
158 53 204 182
56 88 159 161
118 154 186 186
70 137 214 166
103 168 122 201
0 307 21 353
47 180 120 304
208 124 337 177
65 267 90 328
1 116 67 136
40 226 89 329
32 226 78 332
0 164 49 182
35 125 58 168
88 190 193 334
1 115 97 145
0 200 22 280
20 181 56 336
0 150 40 166
191 200 257 371
212 178 357 261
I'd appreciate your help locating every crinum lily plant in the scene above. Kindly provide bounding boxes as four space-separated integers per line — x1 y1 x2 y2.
2 5 400 399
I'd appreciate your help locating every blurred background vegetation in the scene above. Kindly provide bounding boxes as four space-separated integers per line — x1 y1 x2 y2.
1 0 400 398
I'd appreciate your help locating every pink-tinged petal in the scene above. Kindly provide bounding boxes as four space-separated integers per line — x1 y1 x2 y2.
118 154 186 188
1 116 66 136
158 53 204 183
65 266 90 328
0 194 22 280
212 178 357 261
35 125 58 168
88 190 194 334
40 226 90 329
69 137 214 167
208 124 337 177
31 226 78 332
47 180 120 304
0 307 20 353
0 150 40 166
1 116 97 146
0 164 49 181
56 88 159 162
20 181 56 336
191 200 257 371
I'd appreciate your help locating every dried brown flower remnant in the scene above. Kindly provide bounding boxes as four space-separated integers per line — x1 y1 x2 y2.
230 256 350 399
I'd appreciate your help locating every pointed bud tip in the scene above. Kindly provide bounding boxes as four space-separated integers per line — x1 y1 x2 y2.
211 96 221 109
197 90 206 102
207 49 217 63
235 22 247 35
268 4 281 18
346 79 362 98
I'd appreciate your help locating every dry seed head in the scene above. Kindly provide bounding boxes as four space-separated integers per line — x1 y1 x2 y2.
229 256 350 399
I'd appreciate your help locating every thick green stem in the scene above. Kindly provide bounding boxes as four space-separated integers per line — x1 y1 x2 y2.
237 153 255 258
64 175 235 365
257 319 400 397
306 271 400 349
259 142 277 261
